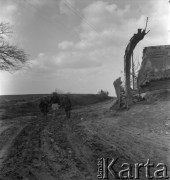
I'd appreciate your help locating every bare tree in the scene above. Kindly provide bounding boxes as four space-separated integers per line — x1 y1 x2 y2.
124 17 149 107
131 54 141 90
0 22 28 71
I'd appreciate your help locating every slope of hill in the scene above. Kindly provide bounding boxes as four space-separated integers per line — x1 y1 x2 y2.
0 93 169 179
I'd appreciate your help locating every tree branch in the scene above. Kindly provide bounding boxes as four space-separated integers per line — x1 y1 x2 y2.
0 22 28 71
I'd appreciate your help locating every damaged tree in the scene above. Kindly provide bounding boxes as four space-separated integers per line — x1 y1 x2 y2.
0 22 28 71
113 77 122 108
124 17 150 108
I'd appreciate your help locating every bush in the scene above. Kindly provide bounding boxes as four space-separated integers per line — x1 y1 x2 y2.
98 89 109 97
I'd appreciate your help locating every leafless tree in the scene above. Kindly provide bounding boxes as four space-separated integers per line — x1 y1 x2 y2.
124 17 149 107
131 54 141 90
0 22 28 71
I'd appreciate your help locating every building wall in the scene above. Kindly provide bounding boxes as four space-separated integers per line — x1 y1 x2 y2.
138 45 170 92
140 79 170 93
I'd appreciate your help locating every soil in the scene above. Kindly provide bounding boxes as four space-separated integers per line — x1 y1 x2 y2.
0 95 170 180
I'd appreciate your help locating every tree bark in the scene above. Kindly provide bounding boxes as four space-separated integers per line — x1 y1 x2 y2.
131 52 135 90
124 29 148 107
113 77 122 108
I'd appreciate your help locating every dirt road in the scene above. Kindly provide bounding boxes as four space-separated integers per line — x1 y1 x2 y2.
0 98 170 179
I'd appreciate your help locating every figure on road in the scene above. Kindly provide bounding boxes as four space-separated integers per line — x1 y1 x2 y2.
63 95 72 119
39 97 49 118
50 92 60 119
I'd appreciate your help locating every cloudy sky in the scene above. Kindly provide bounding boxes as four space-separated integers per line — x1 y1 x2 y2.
0 0 169 95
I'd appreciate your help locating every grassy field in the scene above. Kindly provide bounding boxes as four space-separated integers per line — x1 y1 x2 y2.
0 93 112 120
0 93 112 105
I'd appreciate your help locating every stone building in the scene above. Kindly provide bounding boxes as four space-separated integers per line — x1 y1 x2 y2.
137 45 170 93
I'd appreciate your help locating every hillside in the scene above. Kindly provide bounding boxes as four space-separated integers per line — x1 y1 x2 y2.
0 93 169 179
0 93 112 107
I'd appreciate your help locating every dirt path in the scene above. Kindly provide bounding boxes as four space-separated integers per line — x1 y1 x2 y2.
0 98 169 179
77 99 170 179
0 109 21 169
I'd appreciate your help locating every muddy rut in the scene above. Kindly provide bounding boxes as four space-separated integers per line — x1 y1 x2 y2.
0 99 170 179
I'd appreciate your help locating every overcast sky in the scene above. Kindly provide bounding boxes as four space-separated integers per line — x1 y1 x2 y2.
0 0 169 95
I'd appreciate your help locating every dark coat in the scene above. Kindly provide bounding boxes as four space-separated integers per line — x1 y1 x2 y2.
50 95 60 105
39 99 49 114
63 97 72 111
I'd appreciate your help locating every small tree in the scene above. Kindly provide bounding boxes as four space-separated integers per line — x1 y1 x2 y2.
98 89 109 96
0 22 28 71
131 54 141 90
54 88 64 94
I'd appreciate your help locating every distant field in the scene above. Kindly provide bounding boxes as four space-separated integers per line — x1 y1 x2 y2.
66 94 113 107
0 94 48 102
0 93 113 106
0 94 113 119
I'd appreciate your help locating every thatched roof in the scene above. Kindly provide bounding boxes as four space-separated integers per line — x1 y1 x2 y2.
137 45 170 87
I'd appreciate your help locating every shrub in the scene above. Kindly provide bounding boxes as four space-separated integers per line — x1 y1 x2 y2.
98 89 109 97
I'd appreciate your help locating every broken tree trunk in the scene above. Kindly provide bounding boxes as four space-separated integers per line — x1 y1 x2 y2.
113 77 122 108
124 23 149 107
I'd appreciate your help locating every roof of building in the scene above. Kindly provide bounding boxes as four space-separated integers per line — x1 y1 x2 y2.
137 45 170 87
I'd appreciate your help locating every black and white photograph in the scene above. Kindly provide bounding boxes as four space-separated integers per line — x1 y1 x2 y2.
0 0 170 179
